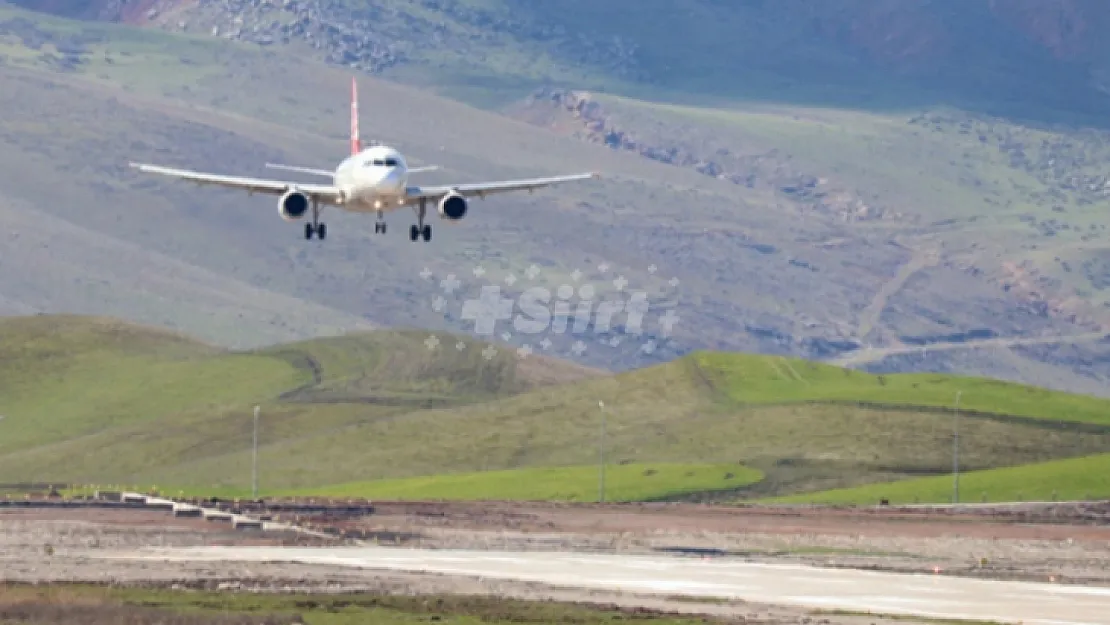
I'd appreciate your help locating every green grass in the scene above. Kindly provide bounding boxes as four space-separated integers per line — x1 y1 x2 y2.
0 583 721 625
283 463 762 502
4 315 1110 503
766 453 1110 505
693 352 1110 426
0 317 303 452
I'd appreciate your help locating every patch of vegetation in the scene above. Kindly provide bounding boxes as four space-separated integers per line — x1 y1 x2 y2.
283 463 762 502
0 583 717 625
693 352 1110 427
4 316 1110 504
765 452 1110 505
0 315 303 453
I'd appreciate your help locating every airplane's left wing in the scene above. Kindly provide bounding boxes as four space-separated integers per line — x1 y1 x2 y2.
405 172 599 201
129 162 346 205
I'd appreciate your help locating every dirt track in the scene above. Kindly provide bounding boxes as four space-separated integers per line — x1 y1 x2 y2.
3 501 1109 624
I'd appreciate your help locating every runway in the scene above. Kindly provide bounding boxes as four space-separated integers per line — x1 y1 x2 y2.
102 546 1110 625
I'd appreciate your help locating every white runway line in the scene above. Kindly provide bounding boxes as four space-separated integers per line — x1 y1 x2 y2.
96 546 1110 625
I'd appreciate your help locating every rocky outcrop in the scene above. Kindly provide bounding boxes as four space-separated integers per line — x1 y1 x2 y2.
15 0 1110 96
521 88 905 224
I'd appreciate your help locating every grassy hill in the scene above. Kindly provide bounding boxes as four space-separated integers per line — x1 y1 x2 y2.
767 453 1110 505
5 315 1110 503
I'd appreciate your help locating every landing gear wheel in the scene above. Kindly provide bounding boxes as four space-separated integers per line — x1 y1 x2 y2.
411 199 430 243
304 223 314 240
317 223 327 240
375 222 387 234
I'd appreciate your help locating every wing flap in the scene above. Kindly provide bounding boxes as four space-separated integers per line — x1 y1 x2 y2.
130 162 344 204
405 172 598 201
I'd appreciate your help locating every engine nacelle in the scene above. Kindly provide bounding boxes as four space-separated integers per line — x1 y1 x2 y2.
278 189 310 221
437 192 467 220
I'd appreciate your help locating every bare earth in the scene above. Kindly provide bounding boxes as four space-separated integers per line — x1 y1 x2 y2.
3 501 1110 624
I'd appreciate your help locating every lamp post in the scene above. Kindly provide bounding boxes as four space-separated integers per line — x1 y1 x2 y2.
252 405 259 500
952 391 961 504
598 400 606 503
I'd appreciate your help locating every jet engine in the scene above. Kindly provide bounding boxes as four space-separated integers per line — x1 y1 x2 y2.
278 189 310 221
437 192 467 220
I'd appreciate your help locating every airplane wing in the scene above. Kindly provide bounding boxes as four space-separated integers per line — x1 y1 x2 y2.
405 172 599 201
129 162 345 205
264 163 335 177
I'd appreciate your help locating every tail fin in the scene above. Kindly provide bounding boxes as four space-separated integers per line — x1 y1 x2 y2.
350 76 361 155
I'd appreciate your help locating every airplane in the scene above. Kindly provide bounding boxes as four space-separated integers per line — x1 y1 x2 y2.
129 77 600 242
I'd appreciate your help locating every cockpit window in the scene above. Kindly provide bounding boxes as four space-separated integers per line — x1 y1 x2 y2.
364 158 398 167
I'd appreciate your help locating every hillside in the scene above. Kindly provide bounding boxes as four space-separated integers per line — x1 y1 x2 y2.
3 316 1110 503
1 2 1110 393
16 0 1110 120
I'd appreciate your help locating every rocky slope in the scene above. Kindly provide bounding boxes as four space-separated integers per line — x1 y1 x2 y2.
11 0 1110 115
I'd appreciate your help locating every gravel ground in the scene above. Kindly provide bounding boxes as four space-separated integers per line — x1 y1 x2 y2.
317 500 1110 585
3 502 1109 624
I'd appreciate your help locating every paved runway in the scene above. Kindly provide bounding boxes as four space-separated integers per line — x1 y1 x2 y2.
105 546 1109 625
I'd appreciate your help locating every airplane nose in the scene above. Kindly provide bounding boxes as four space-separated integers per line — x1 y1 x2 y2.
381 169 403 190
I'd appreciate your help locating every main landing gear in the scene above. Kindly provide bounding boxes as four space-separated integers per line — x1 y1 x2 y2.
304 199 327 240
409 198 431 242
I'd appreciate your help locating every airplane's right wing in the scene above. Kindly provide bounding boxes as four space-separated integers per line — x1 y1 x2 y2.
405 172 599 201
130 162 346 205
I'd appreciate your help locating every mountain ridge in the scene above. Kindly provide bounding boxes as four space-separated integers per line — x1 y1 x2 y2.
13 0 1110 119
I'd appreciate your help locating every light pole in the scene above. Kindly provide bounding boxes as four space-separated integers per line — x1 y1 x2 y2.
598 400 606 503
252 405 259 499
952 391 961 504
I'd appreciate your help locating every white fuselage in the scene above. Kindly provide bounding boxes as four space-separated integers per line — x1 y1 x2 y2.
333 145 410 213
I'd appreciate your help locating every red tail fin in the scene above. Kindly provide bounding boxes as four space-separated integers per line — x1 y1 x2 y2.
350 76 361 155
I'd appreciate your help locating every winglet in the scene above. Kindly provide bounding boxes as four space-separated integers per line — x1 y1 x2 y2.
350 76 361 155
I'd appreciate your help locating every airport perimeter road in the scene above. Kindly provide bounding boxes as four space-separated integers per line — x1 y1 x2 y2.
103 546 1109 625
